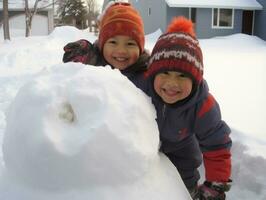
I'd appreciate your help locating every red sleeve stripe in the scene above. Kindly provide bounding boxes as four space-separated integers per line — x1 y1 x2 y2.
197 94 215 118
203 149 231 182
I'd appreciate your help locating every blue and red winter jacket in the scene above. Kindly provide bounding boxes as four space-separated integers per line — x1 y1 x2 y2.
141 79 232 183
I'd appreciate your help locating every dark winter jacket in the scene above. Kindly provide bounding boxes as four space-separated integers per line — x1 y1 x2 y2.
62 39 149 87
143 78 232 182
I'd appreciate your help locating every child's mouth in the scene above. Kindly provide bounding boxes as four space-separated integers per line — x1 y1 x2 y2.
114 57 128 62
163 88 180 97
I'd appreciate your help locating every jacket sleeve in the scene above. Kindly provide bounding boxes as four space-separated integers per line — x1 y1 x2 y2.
63 39 100 65
195 93 232 182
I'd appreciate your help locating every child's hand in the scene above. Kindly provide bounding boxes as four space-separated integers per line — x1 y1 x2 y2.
63 39 92 64
197 180 231 200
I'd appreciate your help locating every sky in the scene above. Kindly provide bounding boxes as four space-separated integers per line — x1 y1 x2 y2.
0 25 266 199
97 0 104 8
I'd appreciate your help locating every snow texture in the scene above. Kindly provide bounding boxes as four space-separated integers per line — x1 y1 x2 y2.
1 63 191 199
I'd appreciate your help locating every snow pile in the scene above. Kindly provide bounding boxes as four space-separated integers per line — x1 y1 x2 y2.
145 29 162 52
2 63 190 199
49 26 97 42
200 34 266 139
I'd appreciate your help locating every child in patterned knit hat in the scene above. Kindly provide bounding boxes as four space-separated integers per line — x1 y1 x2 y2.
62 1 149 86
144 17 232 200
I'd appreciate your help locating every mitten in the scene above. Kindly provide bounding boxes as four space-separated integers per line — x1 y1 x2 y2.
197 180 231 200
63 39 93 64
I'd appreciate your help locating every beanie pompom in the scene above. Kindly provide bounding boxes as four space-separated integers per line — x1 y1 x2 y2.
166 16 196 37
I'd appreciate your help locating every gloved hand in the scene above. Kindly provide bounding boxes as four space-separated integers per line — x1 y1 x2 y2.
197 180 231 200
63 39 93 64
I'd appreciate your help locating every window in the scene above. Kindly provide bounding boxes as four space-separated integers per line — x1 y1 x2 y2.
212 8 234 28
148 7 151 16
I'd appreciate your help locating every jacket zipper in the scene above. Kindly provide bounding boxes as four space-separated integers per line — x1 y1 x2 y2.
162 104 166 119
159 104 167 150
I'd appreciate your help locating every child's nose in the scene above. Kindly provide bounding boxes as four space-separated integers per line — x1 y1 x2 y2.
116 45 127 53
167 78 179 87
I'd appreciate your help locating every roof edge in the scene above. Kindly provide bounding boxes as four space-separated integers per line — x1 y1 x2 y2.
165 1 263 10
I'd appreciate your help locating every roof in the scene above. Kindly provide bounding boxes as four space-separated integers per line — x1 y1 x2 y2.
165 0 263 10
0 0 53 11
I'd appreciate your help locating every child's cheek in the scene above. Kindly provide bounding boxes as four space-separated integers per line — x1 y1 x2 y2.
153 77 161 96
131 53 139 63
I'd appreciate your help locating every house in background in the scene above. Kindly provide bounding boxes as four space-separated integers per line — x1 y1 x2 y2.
254 0 266 40
129 0 264 40
0 2 54 36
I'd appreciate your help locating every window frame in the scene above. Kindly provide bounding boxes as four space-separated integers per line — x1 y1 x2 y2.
189 8 196 23
212 8 234 29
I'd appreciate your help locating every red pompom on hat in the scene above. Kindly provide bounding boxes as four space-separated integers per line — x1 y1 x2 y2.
167 16 196 37
146 16 203 84
98 2 145 53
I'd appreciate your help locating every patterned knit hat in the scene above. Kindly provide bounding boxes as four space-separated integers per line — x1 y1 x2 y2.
98 1 145 53
146 16 203 84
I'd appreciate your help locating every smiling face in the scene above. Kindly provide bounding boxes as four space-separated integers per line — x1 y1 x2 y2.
154 71 193 104
103 35 140 70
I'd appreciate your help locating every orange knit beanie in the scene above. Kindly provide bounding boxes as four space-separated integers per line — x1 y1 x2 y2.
98 2 145 53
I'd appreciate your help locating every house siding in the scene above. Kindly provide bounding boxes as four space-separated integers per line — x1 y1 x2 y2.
254 0 266 40
130 0 167 34
195 9 242 39
162 7 243 39
166 7 189 32
130 0 263 39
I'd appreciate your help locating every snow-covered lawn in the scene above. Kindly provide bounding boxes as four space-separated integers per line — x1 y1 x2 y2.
0 27 266 199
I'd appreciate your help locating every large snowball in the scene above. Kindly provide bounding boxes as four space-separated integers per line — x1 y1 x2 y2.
3 63 159 189
2 63 191 199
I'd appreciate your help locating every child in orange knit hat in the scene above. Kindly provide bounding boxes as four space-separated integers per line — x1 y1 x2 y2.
63 1 149 86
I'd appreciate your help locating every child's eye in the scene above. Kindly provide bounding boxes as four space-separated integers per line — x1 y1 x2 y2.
127 41 137 46
162 71 170 75
178 73 190 78
107 40 117 44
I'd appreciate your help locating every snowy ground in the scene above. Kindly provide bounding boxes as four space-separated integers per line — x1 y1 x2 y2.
1 27 266 199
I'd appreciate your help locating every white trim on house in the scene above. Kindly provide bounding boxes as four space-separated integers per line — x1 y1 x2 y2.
165 0 263 10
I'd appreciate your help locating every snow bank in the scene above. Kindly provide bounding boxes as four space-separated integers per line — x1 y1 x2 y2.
49 26 98 42
145 29 162 52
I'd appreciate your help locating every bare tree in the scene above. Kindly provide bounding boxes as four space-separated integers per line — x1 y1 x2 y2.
24 0 58 37
3 0 10 40
86 0 99 32
24 0 41 37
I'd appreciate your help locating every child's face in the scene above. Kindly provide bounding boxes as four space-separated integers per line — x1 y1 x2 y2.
103 35 140 70
154 71 193 104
